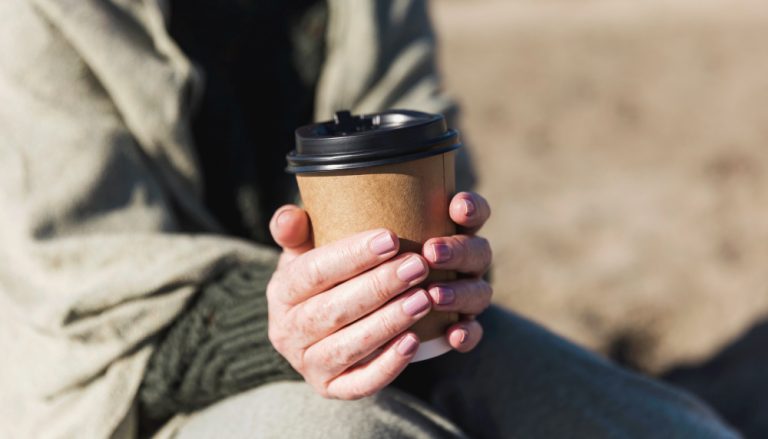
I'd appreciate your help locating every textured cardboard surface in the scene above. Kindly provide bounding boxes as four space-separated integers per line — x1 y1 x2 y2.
297 152 458 343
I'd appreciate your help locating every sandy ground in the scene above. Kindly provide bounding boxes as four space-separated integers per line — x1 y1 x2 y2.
431 1 768 433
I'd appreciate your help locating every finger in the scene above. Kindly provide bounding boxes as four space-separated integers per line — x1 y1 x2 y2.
324 332 419 400
292 255 429 345
270 205 313 263
426 279 492 315
449 192 491 234
275 228 400 305
304 288 430 377
446 319 483 353
423 234 492 276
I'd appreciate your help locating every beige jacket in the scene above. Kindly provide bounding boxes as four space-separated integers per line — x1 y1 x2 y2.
0 0 468 437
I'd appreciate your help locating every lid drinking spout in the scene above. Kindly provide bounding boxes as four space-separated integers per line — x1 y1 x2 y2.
333 110 377 134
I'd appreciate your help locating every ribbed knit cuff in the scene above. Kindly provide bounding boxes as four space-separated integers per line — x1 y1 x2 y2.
138 262 300 421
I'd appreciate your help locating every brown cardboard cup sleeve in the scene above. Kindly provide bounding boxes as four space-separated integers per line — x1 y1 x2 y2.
297 153 458 362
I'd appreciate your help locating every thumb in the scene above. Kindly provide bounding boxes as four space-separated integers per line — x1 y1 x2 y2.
270 205 313 265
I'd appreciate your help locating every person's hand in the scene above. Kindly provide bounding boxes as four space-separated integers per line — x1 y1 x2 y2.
422 192 493 353
266 206 433 399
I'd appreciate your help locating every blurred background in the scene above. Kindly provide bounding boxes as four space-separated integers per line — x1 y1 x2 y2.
431 0 768 434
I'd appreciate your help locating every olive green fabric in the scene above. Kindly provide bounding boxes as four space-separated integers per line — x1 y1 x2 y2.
139 263 300 422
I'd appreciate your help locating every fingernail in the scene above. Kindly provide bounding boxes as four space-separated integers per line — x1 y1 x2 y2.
397 256 426 282
276 209 292 228
462 198 476 217
370 231 396 255
397 334 419 356
429 286 455 305
457 329 469 345
402 290 431 316
429 243 452 263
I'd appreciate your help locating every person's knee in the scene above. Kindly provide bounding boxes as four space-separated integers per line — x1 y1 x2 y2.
176 381 466 439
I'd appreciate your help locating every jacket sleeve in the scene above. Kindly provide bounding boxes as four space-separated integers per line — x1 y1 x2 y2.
0 1 290 437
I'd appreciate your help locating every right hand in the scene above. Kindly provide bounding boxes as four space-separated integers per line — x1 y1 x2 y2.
266 205 432 399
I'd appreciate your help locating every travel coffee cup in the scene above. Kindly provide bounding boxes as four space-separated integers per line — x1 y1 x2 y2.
286 110 462 362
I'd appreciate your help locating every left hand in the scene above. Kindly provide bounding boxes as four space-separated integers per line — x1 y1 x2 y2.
423 191 493 353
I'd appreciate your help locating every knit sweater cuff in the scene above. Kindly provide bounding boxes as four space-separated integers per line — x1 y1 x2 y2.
138 262 301 421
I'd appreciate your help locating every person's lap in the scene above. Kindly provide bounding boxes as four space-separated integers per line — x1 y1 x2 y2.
393 306 735 438
175 306 738 438
173 381 466 439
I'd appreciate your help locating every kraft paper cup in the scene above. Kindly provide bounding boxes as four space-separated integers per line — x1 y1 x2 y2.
287 110 462 362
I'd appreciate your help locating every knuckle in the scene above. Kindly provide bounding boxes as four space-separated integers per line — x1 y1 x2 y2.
454 236 471 264
351 237 376 267
304 351 333 383
325 343 358 370
340 234 378 272
291 308 310 334
377 311 403 337
335 243 357 268
303 347 319 364
323 300 349 329
368 269 395 303
295 307 322 337
285 306 325 351
305 257 326 289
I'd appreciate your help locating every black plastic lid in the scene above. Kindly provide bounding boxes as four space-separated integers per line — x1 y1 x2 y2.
286 109 461 173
